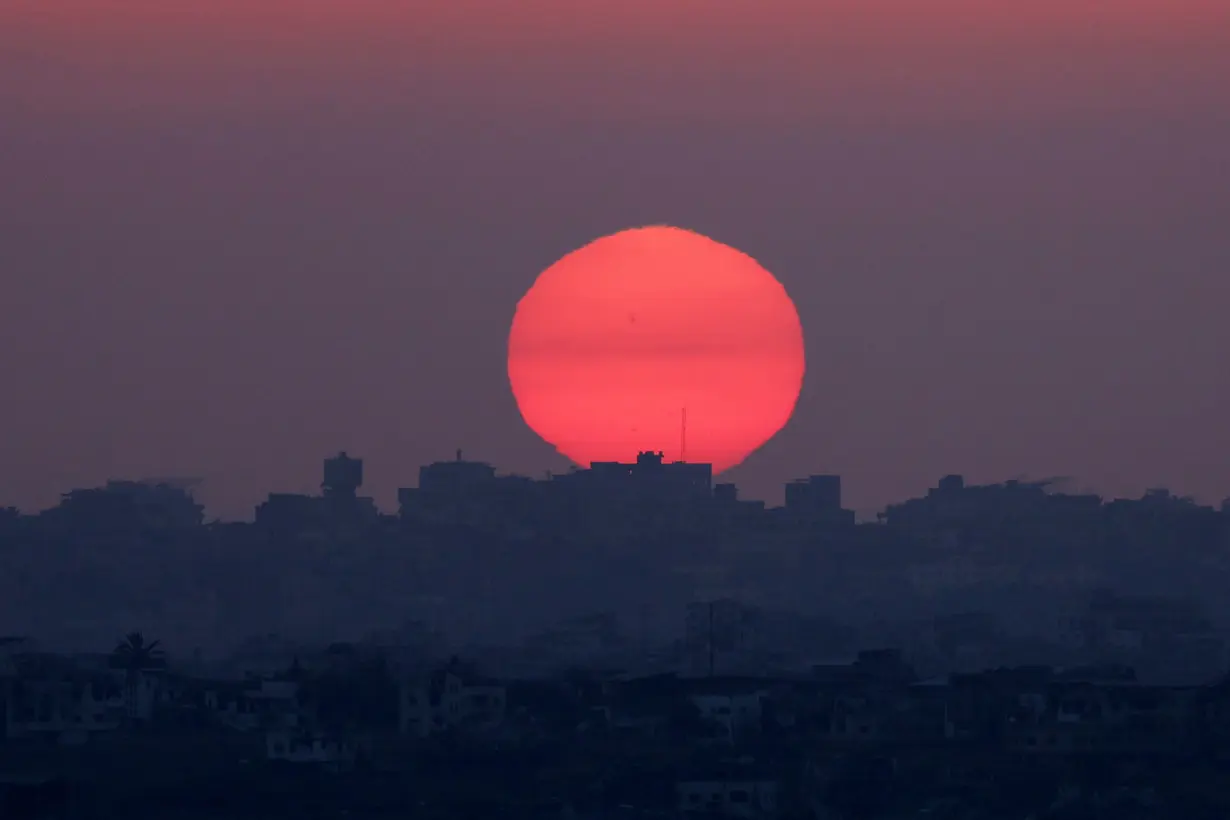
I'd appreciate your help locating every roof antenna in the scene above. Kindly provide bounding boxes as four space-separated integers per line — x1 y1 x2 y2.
680 407 687 463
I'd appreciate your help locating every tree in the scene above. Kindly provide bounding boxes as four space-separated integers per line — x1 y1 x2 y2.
112 631 166 672
111 631 165 721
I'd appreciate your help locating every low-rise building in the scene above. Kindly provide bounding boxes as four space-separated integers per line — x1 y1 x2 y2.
201 678 302 732
677 769 779 818
265 728 356 770
2 654 124 744
399 658 506 737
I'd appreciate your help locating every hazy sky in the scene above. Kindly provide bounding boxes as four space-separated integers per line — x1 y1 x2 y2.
2 1 1228 518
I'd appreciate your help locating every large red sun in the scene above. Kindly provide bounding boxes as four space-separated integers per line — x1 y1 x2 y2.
508 226 805 474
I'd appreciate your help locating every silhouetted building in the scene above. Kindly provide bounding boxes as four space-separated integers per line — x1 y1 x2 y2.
881 473 1100 543
396 451 545 528
255 492 324 532
1068 590 1215 653
784 474 854 526
42 479 203 533
256 453 377 531
415 450 497 496
555 450 712 501
937 473 965 493
785 474 842 513
322 451 363 498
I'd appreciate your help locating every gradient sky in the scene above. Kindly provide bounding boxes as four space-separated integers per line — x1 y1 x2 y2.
2 1 1228 518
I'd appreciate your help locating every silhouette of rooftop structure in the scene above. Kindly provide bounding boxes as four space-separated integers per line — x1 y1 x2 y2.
255 452 377 532
322 451 363 498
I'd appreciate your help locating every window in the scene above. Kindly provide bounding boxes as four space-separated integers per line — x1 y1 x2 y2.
729 790 750 803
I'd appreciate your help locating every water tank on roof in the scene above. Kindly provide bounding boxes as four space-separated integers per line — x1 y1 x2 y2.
323 452 363 496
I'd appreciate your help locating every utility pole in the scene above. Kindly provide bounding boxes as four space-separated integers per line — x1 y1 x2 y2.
680 407 688 463
639 603 649 666
708 600 715 678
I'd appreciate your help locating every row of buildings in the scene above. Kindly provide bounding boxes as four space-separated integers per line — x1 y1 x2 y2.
17 450 1229 547
6 631 1230 817
7 450 856 536
6 620 1227 754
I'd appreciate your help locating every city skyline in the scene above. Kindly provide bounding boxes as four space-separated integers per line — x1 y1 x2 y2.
2 0 1227 519
8 447 1228 522
3 5 1230 815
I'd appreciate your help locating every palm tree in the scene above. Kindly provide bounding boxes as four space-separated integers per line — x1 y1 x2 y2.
112 631 165 670
111 631 165 721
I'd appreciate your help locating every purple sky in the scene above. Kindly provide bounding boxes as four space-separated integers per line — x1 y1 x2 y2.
1 2 1228 518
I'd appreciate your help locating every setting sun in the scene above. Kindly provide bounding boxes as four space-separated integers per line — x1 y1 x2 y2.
508 226 805 473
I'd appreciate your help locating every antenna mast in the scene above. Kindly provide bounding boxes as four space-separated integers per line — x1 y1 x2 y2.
680 407 687 463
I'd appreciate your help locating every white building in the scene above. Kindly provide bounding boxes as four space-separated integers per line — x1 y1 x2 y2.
1 645 171 743
266 729 355 769
3 670 123 744
204 678 301 732
676 777 778 818
399 660 506 738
